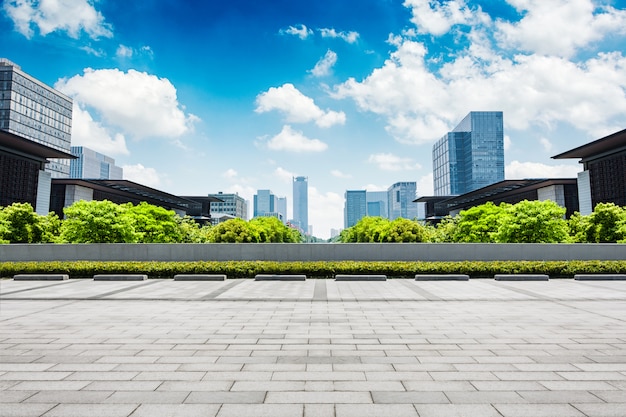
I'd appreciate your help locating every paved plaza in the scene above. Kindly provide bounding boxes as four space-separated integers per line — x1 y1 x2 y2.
1 278 626 417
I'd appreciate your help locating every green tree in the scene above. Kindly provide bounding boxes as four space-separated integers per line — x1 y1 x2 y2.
495 200 568 243
584 202 626 243
250 217 302 242
0 202 44 243
208 218 260 243
382 218 429 242
40 212 62 243
432 216 457 242
340 217 390 242
567 212 589 243
452 202 505 243
127 202 185 243
60 200 139 243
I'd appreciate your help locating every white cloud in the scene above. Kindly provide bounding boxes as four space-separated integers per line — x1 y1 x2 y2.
56 68 199 139
116 45 133 58
368 153 422 171
3 0 113 39
265 125 328 153
70 103 129 155
318 28 359 43
280 24 313 40
418 173 434 196
495 0 626 58
222 169 238 179
310 50 337 77
255 83 346 128
363 184 388 192
331 169 352 179
403 0 485 36
539 137 553 152
505 160 581 179
274 167 295 182
333 35 626 144
122 164 162 188
308 186 344 239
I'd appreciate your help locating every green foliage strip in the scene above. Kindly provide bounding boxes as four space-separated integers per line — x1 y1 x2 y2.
1 260 624 279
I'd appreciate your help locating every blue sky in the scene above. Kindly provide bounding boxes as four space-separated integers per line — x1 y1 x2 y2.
2 0 626 238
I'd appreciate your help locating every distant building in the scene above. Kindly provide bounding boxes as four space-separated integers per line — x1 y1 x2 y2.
366 191 388 218
433 111 504 196
0 59 74 214
344 190 367 228
553 128 626 215
50 179 199 218
70 146 123 179
276 196 287 224
254 189 281 218
387 182 418 220
416 178 579 222
207 192 248 220
292 176 308 233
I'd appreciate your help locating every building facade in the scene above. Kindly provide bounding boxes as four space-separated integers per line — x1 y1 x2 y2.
366 191 388 218
292 176 308 233
553 128 626 215
433 111 504 196
70 146 123 180
208 192 248 220
0 58 73 178
344 190 367 228
387 182 418 220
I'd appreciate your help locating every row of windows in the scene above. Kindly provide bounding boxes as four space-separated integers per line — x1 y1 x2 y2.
3 70 72 110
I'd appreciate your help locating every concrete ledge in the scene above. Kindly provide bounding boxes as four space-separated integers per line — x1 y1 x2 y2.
93 274 148 281
174 274 226 281
494 274 549 281
335 274 387 281
255 274 307 281
575 274 626 281
415 274 469 281
13 274 69 281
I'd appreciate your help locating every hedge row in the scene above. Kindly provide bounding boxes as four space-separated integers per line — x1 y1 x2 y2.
1 260 625 279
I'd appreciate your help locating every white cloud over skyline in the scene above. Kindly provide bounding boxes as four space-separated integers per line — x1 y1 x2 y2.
56 68 199 139
310 50 338 77
3 0 113 39
255 83 346 128
265 125 328 152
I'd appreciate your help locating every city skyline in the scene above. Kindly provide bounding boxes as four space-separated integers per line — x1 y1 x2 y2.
2 0 625 238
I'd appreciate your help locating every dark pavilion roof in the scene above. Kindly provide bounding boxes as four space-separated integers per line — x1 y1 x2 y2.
51 178 199 209
552 128 626 160
414 178 577 207
0 130 76 160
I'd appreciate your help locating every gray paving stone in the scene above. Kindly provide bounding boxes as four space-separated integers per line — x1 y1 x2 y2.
573 403 626 417
42 404 139 417
0 403 56 417
414 404 502 417
217 404 303 417
493 404 586 417
185 391 266 403
335 404 419 417
25 390 113 403
265 391 372 403
129 404 220 417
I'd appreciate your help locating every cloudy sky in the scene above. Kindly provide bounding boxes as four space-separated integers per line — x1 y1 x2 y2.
2 0 626 238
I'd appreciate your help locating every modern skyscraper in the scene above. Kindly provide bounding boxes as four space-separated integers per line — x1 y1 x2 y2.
0 58 73 178
292 176 308 233
276 196 287 224
344 190 367 228
254 189 275 217
70 146 123 179
366 191 388 218
207 192 248 220
387 182 418 220
433 111 504 196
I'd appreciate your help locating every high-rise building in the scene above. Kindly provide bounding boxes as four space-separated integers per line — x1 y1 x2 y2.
344 190 367 228
0 58 73 178
433 111 504 196
292 176 308 233
254 189 276 217
70 146 123 180
366 191 388 218
387 182 418 220
276 196 287 224
0 58 74 215
207 192 248 220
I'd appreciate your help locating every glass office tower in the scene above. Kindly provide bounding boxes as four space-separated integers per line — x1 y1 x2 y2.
387 182 418 220
292 176 308 233
433 111 504 196
70 146 123 179
344 190 367 228
0 58 73 178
